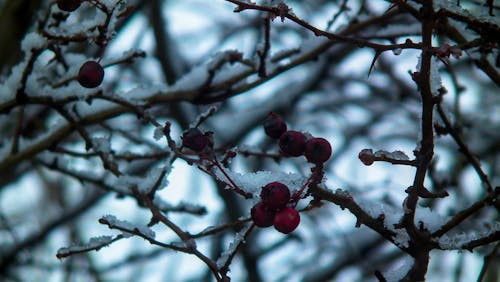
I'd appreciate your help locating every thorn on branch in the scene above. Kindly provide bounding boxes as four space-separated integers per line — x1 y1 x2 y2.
355 217 362 228
368 51 382 77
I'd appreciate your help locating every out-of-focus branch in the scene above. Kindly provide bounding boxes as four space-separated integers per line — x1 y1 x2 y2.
0 190 106 274
0 0 42 68
149 0 186 85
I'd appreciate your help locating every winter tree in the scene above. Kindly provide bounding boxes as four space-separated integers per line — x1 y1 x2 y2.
0 0 499 281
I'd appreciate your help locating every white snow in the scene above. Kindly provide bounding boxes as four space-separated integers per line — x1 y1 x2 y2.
115 84 169 101
0 50 34 102
429 58 443 96
435 0 500 26
373 149 410 161
170 50 253 93
415 206 449 232
101 214 156 239
56 235 114 257
216 169 306 198
153 126 165 141
438 221 500 250
21 32 48 53
216 223 252 268
355 196 410 248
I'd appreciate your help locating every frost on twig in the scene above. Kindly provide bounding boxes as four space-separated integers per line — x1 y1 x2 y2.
56 235 118 259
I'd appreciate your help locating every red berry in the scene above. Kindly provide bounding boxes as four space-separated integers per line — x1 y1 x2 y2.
181 128 209 152
279 130 306 157
304 137 332 164
57 0 81 12
263 112 287 139
260 182 290 210
78 61 104 88
274 207 300 234
251 202 276 227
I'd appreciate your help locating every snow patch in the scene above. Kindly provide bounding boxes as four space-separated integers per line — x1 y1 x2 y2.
218 169 306 197
101 214 156 239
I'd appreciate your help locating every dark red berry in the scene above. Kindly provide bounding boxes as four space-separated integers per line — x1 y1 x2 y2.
304 137 332 164
263 112 287 139
274 207 300 234
78 61 104 88
279 130 306 157
260 182 290 210
182 128 209 152
57 0 81 12
251 202 276 227
358 149 375 166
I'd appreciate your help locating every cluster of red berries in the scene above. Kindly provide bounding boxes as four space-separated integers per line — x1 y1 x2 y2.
264 112 332 164
56 1 106 88
179 115 331 235
251 182 300 234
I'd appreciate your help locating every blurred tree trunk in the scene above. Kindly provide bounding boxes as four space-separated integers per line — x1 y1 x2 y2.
0 0 42 72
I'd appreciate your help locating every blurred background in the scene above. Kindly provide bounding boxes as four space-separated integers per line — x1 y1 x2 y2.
0 0 498 281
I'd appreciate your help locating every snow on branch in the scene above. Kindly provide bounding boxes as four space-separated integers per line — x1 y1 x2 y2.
56 235 120 259
438 222 500 251
211 168 306 199
96 215 200 254
359 149 416 166
216 223 254 273
99 215 156 240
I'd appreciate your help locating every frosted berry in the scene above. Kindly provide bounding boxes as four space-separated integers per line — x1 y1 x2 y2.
251 202 275 227
274 207 300 234
182 128 209 152
263 112 287 139
260 182 290 210
279 130 306 157
78 61 104 88
304 137 332 164
57 0 81 12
